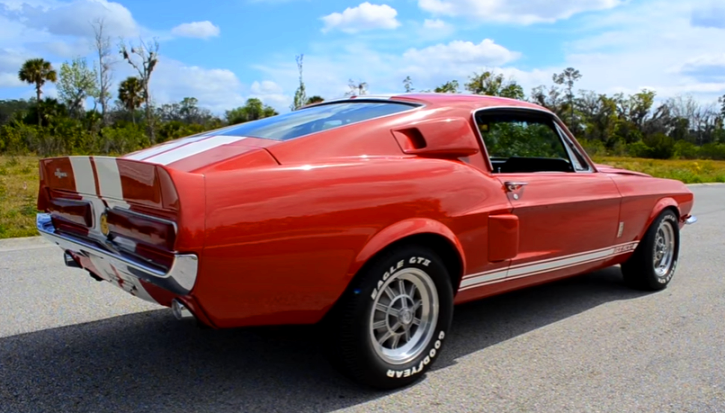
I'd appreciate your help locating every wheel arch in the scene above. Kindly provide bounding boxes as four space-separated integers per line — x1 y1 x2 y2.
639 197 681 239
347 218 466 295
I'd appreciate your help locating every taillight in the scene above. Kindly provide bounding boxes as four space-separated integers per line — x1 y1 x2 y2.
106 208 177 251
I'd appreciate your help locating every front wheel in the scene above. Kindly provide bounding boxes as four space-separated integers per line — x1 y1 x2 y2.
621 209 680 291
325 245 454 390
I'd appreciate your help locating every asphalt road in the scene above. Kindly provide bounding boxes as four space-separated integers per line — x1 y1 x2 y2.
1 184 724 413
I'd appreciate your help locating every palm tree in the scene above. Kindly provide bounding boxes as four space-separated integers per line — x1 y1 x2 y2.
18 58 57 125
118 76 144 124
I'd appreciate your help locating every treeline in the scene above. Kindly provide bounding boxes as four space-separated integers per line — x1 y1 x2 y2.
0 21 317 157
1 21 724 160
404 69 725 160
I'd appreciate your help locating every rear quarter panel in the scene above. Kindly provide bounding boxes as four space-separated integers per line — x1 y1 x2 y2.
606 174 695 241
194 157 509 328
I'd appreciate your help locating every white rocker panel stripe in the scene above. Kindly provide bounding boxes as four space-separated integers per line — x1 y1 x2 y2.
460 241 639 291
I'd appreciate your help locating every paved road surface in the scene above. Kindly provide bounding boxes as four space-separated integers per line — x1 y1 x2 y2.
1 185 724 413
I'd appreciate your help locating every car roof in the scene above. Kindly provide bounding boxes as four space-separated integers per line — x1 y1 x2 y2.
324 93 553 114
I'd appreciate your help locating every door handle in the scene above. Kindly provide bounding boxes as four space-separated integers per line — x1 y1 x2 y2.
504 181 528 192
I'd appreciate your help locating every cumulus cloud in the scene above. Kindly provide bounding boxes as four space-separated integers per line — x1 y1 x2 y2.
150 58 246 112
403 39 520 67
418 0 622 24
679 54 725 83
559 0 725 101
321 2 401 33
171 21 220 39
423 18 449 29
18 0 140 38
690 4 725 29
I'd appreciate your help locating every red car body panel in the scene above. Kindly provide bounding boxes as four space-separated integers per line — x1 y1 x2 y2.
35 93 696 329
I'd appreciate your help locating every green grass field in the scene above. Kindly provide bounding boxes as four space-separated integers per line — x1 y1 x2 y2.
2 155 724 239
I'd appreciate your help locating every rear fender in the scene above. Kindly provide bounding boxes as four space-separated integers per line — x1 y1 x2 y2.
640 197 680 238
348 218 466 281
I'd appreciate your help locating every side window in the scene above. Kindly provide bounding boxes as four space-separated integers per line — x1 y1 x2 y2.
476 111 575 174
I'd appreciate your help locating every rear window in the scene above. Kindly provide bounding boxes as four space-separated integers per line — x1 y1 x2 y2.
215 100 420 141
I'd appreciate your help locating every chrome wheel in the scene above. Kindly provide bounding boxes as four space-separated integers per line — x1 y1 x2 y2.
369 268 439 365
653 219 675 277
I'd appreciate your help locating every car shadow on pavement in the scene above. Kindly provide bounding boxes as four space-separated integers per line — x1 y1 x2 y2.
0 266 653 413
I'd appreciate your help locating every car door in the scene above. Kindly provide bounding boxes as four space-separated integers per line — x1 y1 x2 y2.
474 107 625 282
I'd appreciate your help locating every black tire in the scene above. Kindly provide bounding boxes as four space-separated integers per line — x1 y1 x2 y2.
325 244 454 390
621 209 680 291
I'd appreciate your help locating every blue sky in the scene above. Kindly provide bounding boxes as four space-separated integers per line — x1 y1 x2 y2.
1 0 724 114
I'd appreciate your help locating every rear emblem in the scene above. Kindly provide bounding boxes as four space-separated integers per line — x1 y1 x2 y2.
100 213 110 236
54 168 68 179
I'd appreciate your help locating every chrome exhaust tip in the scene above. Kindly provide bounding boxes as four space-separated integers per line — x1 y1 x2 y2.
64 251 81 268
171 299 195 321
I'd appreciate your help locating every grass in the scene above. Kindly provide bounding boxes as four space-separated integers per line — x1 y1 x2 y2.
0 155 41 239
591 156 725 184
1 154 723 240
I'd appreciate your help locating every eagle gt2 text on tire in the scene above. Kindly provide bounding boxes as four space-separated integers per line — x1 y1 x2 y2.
326 245 454 390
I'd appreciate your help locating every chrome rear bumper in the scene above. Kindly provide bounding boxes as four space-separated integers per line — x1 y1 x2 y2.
684 215 698 225
37 213 199 296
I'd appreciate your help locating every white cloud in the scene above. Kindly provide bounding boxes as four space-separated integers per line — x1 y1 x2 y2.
679 54 725 83
249 80 290 110
403 39 519 67
18 0 141 38
150 58 245 113
171 21 220 39
423 18 449 29
559 0 725 102
690 3 725 29
321 2 401 34
252 39 534 104
0 71 23 87
418 0 622 24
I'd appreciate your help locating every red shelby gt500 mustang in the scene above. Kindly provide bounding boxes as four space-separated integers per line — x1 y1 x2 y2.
36 93 696 389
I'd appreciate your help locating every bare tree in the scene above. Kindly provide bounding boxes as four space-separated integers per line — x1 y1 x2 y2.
291 54 307 111
91 18 114 126
119 37 159 142
346 79 368 96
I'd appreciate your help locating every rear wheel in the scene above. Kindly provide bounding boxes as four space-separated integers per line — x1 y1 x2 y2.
621 209 680 291
325 245 454 390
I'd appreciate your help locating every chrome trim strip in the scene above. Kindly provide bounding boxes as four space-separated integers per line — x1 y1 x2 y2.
37 213 198 295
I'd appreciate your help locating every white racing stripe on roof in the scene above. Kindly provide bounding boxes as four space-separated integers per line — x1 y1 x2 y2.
142 135 248 165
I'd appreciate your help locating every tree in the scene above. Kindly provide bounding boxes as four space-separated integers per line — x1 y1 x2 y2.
465 70 526 100
119 37 159 142
403 76 414 93
347 79 368 96
291 54 308 111
306 96 325 105
18 58 57 125
553 67 582 127
434 80 460 94
58 57 99 118
225 98 278 125
91 18 115 126
118 77 144 124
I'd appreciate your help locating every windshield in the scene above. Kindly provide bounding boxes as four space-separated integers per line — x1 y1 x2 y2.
214 101 420 141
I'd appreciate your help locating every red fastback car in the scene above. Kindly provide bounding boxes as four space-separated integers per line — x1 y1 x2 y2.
36 93 696 390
